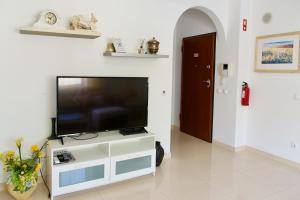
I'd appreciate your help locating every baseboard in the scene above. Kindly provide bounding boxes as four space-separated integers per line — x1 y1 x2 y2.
174 125 300 169
246 146 300 170
213 140 300 169
212 140 246 152
171 125 179 131
235 145 247 152
164 152 172 159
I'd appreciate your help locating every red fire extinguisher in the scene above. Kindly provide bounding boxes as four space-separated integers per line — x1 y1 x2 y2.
241 82 250 106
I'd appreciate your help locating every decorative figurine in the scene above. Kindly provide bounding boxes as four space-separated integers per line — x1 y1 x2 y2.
147 37 160 54
112 38 126 53
70 13 98 31
105 42 116 53
138 39 145 54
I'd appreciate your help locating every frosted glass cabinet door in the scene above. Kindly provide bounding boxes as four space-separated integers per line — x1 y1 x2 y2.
59 165 104 187
111 151 155 182
53 159 109 196
116 156 151 175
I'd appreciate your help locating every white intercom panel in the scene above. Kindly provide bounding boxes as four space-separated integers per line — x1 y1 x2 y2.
219 63 233 77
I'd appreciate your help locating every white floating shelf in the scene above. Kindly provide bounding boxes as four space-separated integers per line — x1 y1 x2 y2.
103 52 169 58
19 26 101 39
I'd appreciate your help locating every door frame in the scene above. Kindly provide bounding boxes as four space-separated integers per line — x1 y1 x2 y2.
180 32 216 143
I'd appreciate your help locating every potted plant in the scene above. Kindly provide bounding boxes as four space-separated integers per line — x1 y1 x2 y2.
0 138 46 200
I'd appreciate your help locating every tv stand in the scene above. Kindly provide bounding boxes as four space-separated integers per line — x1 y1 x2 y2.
47 131 156 200
120 127 148 135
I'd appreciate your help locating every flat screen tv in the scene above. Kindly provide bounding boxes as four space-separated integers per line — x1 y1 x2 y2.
56 76 148 137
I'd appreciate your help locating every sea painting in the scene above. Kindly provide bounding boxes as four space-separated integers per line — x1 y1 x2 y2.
261 40 294 64
255 32 300 72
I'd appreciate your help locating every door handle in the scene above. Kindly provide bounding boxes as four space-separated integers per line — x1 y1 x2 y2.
203 79 211 88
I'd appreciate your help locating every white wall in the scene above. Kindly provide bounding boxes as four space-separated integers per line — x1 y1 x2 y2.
213 0 241 147
0 0 230 183
171 2 249 149
171 0 300 166
233 0 252 147
3 0 298 186
172 9 217 126
247 0 300 163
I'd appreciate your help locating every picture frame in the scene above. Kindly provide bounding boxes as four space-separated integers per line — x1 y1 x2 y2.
255 32 300 73
112 38 126 53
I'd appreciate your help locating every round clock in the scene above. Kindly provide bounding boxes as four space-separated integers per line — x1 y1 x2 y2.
45 12 57 25
33 10 61 28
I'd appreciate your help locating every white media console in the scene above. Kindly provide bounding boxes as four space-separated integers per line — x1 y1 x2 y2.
47 131 156 200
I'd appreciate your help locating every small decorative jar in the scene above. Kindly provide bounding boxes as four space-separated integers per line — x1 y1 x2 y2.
147 37 160 54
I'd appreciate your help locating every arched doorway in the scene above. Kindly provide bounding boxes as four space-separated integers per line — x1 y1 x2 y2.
171 7 226 142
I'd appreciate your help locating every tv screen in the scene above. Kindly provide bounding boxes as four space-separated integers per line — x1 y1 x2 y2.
56 76 148 136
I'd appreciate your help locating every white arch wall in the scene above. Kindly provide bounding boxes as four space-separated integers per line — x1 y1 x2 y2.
171 3 248 148
172 9 217 127
171 0 300 164
212 0 251 148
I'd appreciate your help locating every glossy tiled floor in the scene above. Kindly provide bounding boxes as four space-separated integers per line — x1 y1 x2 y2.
1 129 300 200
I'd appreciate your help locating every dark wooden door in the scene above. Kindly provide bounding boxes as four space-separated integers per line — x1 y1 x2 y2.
180 33 216 142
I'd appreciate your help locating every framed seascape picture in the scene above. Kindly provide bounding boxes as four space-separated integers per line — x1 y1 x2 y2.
255 32 300 73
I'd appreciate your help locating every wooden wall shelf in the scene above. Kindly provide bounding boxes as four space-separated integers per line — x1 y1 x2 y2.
19 26 101 39
103 52 169 58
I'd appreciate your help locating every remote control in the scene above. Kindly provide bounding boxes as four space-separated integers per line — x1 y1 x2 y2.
53 157 60 165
